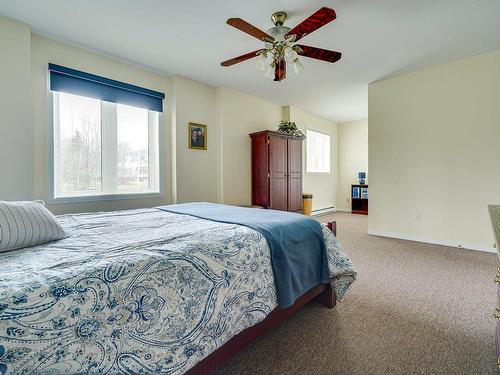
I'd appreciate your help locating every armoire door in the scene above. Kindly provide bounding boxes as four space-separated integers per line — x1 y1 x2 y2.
269 135 288 211
287 138 303 212
251 132 270 208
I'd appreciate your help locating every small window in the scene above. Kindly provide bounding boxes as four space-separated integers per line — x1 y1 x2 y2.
306 129 330 173
53 92 160 200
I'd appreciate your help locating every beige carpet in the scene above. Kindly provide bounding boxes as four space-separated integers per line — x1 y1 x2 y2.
212 212 498 375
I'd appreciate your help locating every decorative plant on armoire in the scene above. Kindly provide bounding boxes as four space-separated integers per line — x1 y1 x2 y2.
277 121 305 138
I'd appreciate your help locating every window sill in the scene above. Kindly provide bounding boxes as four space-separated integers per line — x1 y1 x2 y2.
49 192 163 204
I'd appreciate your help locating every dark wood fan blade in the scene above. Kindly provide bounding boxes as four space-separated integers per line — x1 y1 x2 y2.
227 18 274 41
285 7 336 42
220 49 265 67
295 45 341 63
274 59 286 81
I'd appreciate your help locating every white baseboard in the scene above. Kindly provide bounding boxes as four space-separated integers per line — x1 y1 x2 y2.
367 228 496 254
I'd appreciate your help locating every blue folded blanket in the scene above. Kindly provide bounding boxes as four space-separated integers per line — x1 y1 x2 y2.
156 203 329 308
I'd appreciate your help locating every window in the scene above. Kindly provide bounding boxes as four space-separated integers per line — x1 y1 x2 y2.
53 92 160 200
306 129 331 173
48 63 164 201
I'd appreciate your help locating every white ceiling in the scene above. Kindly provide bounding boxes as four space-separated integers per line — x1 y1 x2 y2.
1 0 500 123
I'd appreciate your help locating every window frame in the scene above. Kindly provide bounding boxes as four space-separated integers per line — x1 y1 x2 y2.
305 128 331 175
48 91 164 204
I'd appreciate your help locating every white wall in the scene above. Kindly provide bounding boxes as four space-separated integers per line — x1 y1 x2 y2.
31 34 173 214
369 49 500 251
286 106 338 211
172 76 218 203
0 16 32 200
337 120 368 212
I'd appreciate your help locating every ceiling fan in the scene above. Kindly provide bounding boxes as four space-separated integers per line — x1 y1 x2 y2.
221 7 342 82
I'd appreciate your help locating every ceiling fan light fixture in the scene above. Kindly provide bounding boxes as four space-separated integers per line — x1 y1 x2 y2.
264 63 275 79
255 52 268 71
284 47 298 63
292 59 305 74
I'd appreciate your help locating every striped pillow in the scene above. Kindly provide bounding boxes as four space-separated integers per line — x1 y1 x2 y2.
0 200 68 253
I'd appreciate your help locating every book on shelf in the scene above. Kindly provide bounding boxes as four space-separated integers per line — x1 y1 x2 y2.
361 187 368 199
352 187 360 199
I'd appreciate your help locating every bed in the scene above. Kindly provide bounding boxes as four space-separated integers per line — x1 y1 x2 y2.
0 204 356 375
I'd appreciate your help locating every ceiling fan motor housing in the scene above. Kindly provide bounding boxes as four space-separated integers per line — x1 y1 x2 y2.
271 11 287 26
268 11 291 42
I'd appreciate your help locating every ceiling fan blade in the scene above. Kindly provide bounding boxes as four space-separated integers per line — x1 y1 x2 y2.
295 45 342 63
274 60 286 82
226 18 274 42
285 7 336 42
220 49 265 67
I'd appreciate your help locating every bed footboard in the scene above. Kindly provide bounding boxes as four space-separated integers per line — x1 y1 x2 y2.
327 220 337 236
315 283 336 308
317 221 337 308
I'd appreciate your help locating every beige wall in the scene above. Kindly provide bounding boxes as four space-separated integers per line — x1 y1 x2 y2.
337 120 368 212
172 76 219 203
171 88 340 209
31 34 173 214
217 87 284 205
175 88 340 209
0 16 32 200
286 106 338 211
369 49 500 251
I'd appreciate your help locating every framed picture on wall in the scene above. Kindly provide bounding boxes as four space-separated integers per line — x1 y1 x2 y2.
188 122 207 150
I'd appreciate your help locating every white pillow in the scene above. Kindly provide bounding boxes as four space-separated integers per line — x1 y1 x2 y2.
0 200 68 253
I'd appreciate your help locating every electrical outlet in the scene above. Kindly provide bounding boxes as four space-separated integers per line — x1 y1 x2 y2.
415 211 423 221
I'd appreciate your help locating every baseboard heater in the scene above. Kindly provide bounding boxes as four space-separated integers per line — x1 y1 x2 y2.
312 207 336 216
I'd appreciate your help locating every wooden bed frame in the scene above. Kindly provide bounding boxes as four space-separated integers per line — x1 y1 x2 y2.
186 220 337 375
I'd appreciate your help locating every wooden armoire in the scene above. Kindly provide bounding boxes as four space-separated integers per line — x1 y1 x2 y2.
250 130 304 212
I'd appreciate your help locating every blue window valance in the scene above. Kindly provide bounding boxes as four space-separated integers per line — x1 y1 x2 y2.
48 63 165 112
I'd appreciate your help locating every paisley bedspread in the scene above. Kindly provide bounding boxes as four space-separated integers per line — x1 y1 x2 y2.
0 208 356 375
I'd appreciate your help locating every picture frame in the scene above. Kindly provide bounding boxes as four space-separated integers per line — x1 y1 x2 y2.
188 122 207 150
